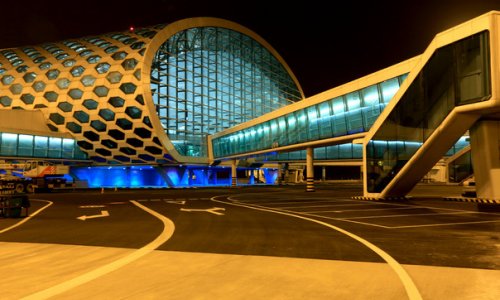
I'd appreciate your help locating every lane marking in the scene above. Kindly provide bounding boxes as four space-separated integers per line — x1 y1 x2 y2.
309 207 421 213
165 200 186 205
277 203 372 209
213 196 422 300
245 199 357 205
0 200 52 234
215 196 422 300
225 200 391 228
339 211 483 220
180 207 225 216
389 220 500 229
22 200 175 300
356 200 500 216
79 205 106 208
76 210 110 221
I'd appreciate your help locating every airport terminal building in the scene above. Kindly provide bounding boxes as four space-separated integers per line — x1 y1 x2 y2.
1 12 500 201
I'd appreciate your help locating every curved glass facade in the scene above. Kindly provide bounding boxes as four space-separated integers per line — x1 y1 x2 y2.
212 74 408 158
150 27 302 157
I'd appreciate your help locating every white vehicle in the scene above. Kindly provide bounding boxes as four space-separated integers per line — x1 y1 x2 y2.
0 160 71 193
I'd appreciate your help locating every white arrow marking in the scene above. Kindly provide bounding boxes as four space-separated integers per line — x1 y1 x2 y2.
180 207 225 216
79 205 106 208
77 210 110 221
165 200 186 205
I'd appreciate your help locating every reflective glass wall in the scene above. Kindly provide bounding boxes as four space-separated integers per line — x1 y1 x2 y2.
213 74 408 158
0 132 87 159
366 31 491 193
151 27 302 158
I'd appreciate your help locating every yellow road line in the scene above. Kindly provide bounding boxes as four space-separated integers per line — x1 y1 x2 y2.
0 199 53 234
213 195 423 300
22 200 175 300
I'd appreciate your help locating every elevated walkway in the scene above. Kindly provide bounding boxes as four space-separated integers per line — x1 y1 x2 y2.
209 57 418 160
363 11 500 200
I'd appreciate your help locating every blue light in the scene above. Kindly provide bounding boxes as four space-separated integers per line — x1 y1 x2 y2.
71 165 278 188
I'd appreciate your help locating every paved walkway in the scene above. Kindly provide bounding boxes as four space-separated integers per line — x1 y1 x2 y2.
1 242 498 299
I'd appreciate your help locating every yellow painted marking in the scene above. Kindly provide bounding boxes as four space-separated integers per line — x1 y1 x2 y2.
213 196 423 300
0 200 52 234
22 200 175 300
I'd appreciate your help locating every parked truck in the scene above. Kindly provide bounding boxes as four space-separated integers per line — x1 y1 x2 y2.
0 160 72 193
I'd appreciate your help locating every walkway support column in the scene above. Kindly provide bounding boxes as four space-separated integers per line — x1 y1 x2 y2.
306 147 315 192
231 160 237 187
470 120 500 200
277 163 282 185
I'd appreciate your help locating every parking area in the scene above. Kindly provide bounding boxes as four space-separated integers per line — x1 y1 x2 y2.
231 196 500 229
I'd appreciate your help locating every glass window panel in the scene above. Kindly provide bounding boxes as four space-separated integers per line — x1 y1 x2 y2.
296 109 308 142
62 138 74 159
307 106 319 140
339 144 353 159
287 112 298 144
380 78 400 103
318 102 332 139
18 134 33 156
346 110 364 134
345 92 361 110
314 147 326 160
277 116 288 146
34 136 48 157
1 133 17 156
361 85 379 106
48 137 62 158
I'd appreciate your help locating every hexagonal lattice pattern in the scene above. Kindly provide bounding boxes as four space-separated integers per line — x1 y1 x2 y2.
0 20 301 164
0 29 163 163
0 27 166 164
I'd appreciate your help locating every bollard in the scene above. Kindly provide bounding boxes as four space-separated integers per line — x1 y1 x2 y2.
101 187 104 194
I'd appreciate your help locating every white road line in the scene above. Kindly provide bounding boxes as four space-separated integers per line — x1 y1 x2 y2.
0 200 53 234
296 211 391 228
389 220 500 229
309 207 420 213
253 199 357 205
213 196 422 300
228 201 392 228
339 211 484 220
22 200 175 300
277 203 372 209
358 200 500 216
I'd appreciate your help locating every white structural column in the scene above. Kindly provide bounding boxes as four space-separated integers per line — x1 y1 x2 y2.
231 160 237 187
470 120 500 200
306 147 315 192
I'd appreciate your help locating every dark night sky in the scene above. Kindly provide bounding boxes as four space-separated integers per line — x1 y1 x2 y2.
0 0 499 97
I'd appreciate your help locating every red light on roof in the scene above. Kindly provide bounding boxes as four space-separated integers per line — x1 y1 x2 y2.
129 26 134 32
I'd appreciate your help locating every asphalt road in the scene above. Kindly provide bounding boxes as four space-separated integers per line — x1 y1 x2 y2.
1 183 499 299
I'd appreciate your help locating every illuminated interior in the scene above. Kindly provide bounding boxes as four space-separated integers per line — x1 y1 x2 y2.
150 26 302 157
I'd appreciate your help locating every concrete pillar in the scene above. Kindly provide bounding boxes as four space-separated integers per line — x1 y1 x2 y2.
306 147 315 192
277 163 282 185
322 166 326 182
231 160 237 187
470 120 500 199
